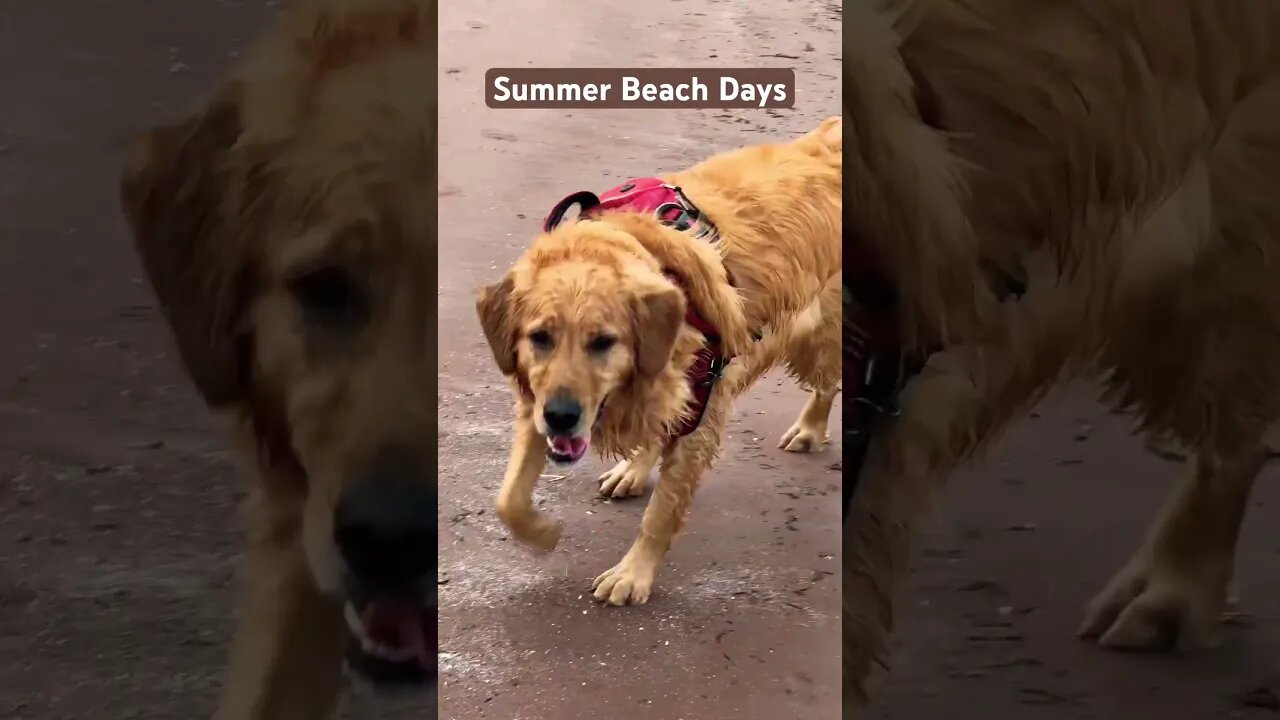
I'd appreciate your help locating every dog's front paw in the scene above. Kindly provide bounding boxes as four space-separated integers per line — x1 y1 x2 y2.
499 510 562 552
591 557 656 606
598 458 651 498
778 421 828 453
525 517 563 551
1078 559 1230 651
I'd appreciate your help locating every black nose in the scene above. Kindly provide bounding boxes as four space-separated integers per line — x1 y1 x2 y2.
542 393 582 434
334 451 436 594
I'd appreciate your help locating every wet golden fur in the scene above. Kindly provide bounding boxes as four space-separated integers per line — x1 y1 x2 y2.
843 0 1280 712
477 119 842 604
119 1 435 718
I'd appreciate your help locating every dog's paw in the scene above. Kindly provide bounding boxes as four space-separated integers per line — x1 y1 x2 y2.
591 557 656 606
778 422 828 453
1078 561 1228 652
506 513 562 552
598 458 650 498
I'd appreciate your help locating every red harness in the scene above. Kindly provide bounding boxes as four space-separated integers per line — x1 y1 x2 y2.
843 243 899 406
842 241 923 520
542 177 732 440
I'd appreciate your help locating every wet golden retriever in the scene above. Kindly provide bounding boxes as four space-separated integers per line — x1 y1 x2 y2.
476 119 842 605
119 1 436 718
843 0 1280 710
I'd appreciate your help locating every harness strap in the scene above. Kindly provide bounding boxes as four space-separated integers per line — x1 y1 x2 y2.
543 191 601 232
841 240 1019 519
841 240 910 521
842 355 929 519
661 269 728 439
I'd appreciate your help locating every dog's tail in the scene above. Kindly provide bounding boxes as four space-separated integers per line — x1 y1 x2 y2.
794 116 842 168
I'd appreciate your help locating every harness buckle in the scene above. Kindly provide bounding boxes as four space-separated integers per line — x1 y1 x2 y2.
699 355 729 387
656 185 718 242
655 201 697 232
856 356 902 419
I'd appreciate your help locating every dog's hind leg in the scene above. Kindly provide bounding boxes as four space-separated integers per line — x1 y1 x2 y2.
1080 119 1280 651
779 387 839 453
598 445 660 499
1078 442 1264 650
778 274 842 453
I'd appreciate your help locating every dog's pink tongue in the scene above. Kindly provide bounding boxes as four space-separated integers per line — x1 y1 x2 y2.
551 436 588 460
364 601 434 671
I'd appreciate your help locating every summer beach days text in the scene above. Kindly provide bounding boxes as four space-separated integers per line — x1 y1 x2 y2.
485 68 795 109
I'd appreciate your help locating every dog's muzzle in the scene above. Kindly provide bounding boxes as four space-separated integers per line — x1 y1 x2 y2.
334 451 438 686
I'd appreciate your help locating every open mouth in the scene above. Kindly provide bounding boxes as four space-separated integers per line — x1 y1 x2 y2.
546 434 589 465
344 598 437 686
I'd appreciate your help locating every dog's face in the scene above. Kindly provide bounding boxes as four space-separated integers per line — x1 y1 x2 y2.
476 224 685 464
120 89 438 686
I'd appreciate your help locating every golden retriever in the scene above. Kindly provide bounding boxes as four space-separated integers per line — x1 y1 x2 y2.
119 1 436 717
476 119 842 606
843 0 1280 710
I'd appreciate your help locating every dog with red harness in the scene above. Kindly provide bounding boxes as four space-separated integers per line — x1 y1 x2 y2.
476 117 842 606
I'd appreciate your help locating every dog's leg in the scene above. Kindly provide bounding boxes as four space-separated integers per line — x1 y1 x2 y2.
779 276 841 453
216 505 345 720
779 387 838 453
1079 442 1264 650
598 445 660 499
495 406 559 550
1077 155 1276 649
592 375 739 605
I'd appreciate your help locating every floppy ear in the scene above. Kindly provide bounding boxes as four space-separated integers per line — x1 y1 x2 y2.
475 273 519 375
120 96 247 409
633 282 686 377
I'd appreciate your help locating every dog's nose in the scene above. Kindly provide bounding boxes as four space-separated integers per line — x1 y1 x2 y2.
334 451 435 593
542 393 582 434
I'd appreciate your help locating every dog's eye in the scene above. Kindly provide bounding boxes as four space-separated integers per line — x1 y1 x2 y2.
289 265 365 324
586 334 617 354
528 329 553 350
